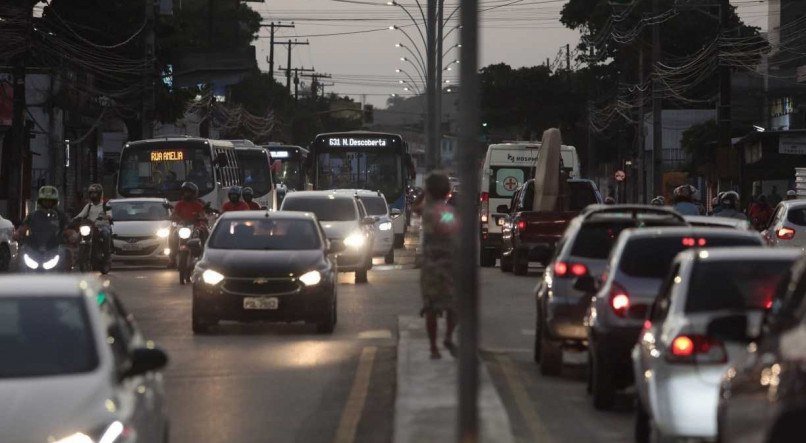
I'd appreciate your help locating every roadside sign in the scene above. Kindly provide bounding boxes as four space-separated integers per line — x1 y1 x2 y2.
615 170 626 182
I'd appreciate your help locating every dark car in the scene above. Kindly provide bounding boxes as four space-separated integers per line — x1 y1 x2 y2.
191 211 341 334
716 254 806 443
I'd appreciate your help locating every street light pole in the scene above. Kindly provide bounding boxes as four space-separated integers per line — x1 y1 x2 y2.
435 0 444 169
426 0 437 171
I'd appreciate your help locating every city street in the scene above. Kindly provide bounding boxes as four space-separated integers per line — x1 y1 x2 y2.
109 260 631 443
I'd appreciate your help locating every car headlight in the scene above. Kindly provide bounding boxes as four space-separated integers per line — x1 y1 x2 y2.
23 253 38 270
79 225 92 237
178 227 192 239
54 421 127 443
344 231 365 249
156 227 170 238
298 270 322 286
378 222 392 231
42 255 60 270
202 269 225 285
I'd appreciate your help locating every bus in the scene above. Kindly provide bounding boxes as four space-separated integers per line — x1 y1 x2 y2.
308 131 415 247
116 136 242 209
263 144 309 197
234 144 277 210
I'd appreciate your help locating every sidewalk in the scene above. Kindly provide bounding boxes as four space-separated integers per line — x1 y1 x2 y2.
393 316 514 443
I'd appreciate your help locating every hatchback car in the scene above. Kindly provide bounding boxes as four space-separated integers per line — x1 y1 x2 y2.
345 189 399 264
534 205 687 375
582 227 764 409
109 198 172 263
281 191 375 283
633 248 800 442
0 275 169 443
191 211 340 334
763 199 806 249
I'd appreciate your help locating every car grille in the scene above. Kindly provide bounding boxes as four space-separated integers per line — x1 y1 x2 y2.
115 244 160 256
114 235 158 242
223 278 301 295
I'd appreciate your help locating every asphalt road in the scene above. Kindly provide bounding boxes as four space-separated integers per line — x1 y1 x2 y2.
109 260 633 443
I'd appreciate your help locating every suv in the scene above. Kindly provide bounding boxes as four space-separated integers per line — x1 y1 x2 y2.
281 191 375 283
583 227 764 409
534 205 687 375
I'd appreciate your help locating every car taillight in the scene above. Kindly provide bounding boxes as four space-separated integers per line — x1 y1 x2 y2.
682 237 708 247
480 192 489 224
609 282 630 317
516 219 527 231
552 261 588 278
666 334 727 364
777 227 796 240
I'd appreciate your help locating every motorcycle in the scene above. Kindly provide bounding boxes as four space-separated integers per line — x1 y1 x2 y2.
75 215 112 274
175 204 218 285
19 242 68 273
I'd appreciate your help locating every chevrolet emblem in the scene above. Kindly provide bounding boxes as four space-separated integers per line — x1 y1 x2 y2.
253 278 269 284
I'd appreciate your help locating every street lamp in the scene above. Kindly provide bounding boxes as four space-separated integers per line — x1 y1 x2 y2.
386 2 426 49
395 42 426 77
400 56 426 83
396 68 422 90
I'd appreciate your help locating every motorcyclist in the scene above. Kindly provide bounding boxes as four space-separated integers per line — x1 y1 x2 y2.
786 190 798 201
169 182 209 266
221 186 249 213
672 185 701 216
74 183 112 260
716 191 747 220
604 196 616 205
650 196 665 206
14 186 70 266
242 187 262 210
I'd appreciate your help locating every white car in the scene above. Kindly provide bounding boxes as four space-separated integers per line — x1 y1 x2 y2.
341 189 397 264
763 199 806 250
632 247 800 441
0 275 169 443
108 198 172 263
0 212 18 271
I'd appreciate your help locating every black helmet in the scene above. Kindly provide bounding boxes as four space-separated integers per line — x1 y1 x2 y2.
180 181 199 199
228 186 242 203
242 187 254 200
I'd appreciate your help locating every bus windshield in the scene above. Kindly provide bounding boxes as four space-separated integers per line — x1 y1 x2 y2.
118 144 215 200
316 151 401 201
272 158 303 189
237 150 272 196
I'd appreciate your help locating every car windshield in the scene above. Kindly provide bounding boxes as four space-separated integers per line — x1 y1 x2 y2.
315 151 401 202
0 297 98 378
282 197 357 222
237 150 273 196
686 260 792 312
209 219 321 250
118 144 215 200
619 235 762 279
360 196 388 216
109 201 169 221
570 221 637 259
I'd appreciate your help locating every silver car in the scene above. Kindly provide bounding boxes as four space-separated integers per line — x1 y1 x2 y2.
0 275 169 443
632 248 800 441
763 199 806 250
109 198 172 263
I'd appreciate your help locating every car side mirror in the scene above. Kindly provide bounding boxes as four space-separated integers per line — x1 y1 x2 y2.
122 347 168 379
328 240 345 254
361 217 376 226
573 275 597 293
707 314 754 343
496 204 510 213
390 208 402 218
215 152 228 166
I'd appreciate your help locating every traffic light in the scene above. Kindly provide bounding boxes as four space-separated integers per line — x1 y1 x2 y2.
363 104 374 125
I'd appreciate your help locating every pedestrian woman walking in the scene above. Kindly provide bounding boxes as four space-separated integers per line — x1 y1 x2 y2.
420 172 459 359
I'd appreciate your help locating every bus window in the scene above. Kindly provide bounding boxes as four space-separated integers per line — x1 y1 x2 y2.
118 143 214 201
316 151 401 200
238 150 273 197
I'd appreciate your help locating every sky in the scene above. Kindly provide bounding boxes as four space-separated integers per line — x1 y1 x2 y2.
249 0 772 109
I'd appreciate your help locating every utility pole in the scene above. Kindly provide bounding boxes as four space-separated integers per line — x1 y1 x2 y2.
718 0 731 197
301 72 331 98
294 68 299 101
261 22 295 80
435 0 444 169
566 43 571 71
638 39 646 203
651 0 663 199
426 0 437 171
275 40 309 92
142 0 156 140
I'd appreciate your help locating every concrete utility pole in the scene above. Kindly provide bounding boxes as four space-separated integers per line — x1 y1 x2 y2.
142 0 156 140
300 72 332 99
651 0 663 198
457 0 481 440
426 0 437 171
434 0 444 169
718 0 731 194
275 40 309 92
261 22 295 80
638 40 646 203
566 43 571 71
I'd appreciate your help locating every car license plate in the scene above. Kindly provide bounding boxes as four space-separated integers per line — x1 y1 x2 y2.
119 243 141 251
243 297 279 310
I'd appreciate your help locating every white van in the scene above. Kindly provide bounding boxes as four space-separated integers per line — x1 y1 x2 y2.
478 142 580 267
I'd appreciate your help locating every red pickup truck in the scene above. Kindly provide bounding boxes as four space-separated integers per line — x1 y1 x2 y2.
499 178 602 275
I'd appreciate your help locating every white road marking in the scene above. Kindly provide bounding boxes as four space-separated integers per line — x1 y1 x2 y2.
358 329 393 339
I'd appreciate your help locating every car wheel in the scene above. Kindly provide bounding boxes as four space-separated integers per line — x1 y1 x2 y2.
500 252 513 273
539 327 562 376
355 267 368 284
512 250 528 276
635 397 650 443
591 347 616 410
0 243 10 272
479 249 496 267
384 248 395 264
394 233 405 248
316 297 336 334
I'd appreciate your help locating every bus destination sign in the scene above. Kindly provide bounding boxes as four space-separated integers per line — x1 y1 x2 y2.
150 150 185 162
328 137 388 148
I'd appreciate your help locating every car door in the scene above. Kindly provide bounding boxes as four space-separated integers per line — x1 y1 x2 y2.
764 205 785 246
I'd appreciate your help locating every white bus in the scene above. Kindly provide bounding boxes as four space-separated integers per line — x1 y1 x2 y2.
234 144 277 210
116 136 243 209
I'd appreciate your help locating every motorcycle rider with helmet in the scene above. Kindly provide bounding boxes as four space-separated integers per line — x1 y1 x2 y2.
14 186 71 268
673 185 701 215
169 182 210 266
221 186 249 213
650 196 665 206
716 191 747 220
73 183 112 261
242 187 262 210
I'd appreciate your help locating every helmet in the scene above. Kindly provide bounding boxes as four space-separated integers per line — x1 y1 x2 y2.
650 196 665 206
242 187 254 200
720 191 740 209
228 186 242 203
787 190 798 199
37 185 59 209
88 183 103 202
180 181 199 199
604 196 616 205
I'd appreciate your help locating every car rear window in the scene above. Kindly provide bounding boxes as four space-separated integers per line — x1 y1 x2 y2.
686 260 792 313
282 197 357 221
619 235 762 279
360 196 388 216
787 207 806 226
570 221 637 259
490 167 533 198
568 182 600 210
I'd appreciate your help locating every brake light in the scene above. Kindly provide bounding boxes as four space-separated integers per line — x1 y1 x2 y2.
777 227 796 240
554 261 568 277
480 192 489 224
666 334 727 364
553 261 588 278
609 282 630 317
682 237 708 247
682 237 695 247
516 220 527 231
571 263 588 277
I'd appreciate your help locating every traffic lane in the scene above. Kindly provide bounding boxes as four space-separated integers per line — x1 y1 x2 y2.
479 267 633 443
108 266 410 443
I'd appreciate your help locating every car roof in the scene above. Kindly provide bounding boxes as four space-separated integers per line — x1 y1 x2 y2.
619 226 761 240
108 197 167 203
282 190 356 200
683 215 749 228
779 199 806 209
332 189 386 198
678 247 802 262
0 275 104 298
217 210 318 221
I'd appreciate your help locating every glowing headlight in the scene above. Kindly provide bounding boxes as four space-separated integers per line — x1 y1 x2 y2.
299 270 322 286
79 225 92 237
343 231 365 249
156 227 170 238
23 253 39 270
378 222 392 231
202 269 225 285
178 227 192 239
53 433 93 443
54 421 125 443
42 255 60 270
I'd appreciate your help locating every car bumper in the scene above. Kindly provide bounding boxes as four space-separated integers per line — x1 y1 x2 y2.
112 237 170 261
336 252 368 271
480 232 502 251
517 241 556 262
372 232 394 256
193 279 334 322
649 366 723 438
545 294 589 341
591 327 644 384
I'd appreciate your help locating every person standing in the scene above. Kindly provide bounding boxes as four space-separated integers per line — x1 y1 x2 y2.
419 172 459 359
